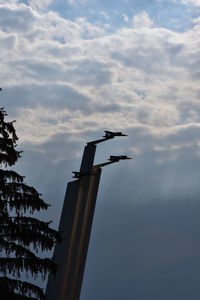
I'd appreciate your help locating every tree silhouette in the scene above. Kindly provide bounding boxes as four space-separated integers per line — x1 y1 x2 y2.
0 107 59 299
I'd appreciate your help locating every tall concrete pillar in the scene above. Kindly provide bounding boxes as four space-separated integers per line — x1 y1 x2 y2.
46 132 129 300
46 145 101 300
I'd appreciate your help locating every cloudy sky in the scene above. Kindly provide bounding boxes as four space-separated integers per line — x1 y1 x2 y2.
1 0 200 299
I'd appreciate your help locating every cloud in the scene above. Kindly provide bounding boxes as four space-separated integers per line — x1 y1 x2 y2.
100 11 109 20
0 2 36 32
67 0 88 6
181 0 200 6
123 14 129 23
132 11 153 28
0 3 199 148
29 0 54 9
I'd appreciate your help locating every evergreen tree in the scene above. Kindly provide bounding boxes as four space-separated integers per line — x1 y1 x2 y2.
0 107 59 299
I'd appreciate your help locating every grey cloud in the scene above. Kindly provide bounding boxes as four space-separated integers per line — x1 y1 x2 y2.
192 70 200 80
111 48 163 73
46 44 82 57
0 33 16 50
111 46 169 75
3 83 93 114
165 125 200 145
19 59 68 81
95 103 122 113
109 31 197 79
0 4 35 33
172 54 200 79
126 124 200 149
163 40 184 56
7 58 73 83
6 57 113 89
163 40 200 78
67 59 113 86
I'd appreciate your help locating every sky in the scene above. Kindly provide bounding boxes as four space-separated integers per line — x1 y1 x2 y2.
0 0 200 299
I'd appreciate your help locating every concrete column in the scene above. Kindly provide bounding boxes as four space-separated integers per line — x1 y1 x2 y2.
46 144 101 300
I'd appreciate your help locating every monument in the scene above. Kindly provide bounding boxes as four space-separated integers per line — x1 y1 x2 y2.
45 131 130 300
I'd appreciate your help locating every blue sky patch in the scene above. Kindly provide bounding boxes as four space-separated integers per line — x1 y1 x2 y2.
47 0 200 32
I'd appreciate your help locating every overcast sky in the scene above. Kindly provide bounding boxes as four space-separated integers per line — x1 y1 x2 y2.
0 0 200 299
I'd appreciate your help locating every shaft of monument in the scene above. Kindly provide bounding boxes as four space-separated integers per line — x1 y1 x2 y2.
65 167 101 300
45 180 80 300
46 143 100 300
80 143 96 173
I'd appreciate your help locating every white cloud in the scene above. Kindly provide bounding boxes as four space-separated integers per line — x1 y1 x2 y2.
123 14 129 23
29 0 54 9
0 1 199 158
132 12 153 28
100 11 109 20
67 0 88 5
181 0 200 6
67 0 75 4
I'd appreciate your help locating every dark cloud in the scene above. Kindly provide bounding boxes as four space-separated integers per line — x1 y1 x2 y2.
80 143 200 300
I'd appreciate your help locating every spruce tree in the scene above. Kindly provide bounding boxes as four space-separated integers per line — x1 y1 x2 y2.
0 107 59 299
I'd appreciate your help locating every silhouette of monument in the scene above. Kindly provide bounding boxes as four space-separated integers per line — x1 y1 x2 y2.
45 131 130 300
